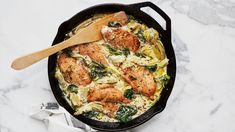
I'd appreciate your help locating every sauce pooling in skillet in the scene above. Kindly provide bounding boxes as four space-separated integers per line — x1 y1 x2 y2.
55 12 170 122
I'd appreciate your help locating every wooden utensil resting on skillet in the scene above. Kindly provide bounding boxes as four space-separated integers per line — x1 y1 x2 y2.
11 11 127 70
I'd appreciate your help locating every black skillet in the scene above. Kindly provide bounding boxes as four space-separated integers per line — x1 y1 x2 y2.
48 2 176 131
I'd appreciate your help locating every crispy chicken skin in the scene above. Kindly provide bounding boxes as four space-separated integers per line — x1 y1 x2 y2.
123 67 156 100
101 26 140 52
87 85 130 103
57 53 91 86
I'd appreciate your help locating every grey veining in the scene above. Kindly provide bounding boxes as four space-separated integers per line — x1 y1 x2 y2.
171 0 235 28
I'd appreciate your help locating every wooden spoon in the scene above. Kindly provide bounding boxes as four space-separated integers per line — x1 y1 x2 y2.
11 11 127 70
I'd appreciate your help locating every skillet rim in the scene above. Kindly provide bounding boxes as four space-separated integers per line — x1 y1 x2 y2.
48 2 176 131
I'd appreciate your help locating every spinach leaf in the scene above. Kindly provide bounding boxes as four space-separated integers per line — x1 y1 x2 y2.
161 74 170 87
67 84 78 94
83 111 100 119
106 45 131 57
128 15 135 21
106 44 116 52
136 29 146 43
63 48 73 57
156 74 170 88
145 64 158 73
116 105 137 123
124 89 134 99
128 15 143 24
108 21 121 28
122 48 130 56
106 45 122 55
90 61 108 80
135 53 146 58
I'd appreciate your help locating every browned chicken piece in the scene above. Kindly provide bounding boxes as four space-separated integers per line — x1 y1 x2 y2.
87 85 130 103
78 42 108 65
101 102 119 117
70 42 108 66
123 67 156 100
110 11 128 25
101 27 140 52
57 53 91 86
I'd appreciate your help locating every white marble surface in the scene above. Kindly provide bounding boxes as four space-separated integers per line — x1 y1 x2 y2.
1 0 235 132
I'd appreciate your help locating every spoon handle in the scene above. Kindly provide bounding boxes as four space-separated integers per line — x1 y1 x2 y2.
11 11 126 70
11 39 75 70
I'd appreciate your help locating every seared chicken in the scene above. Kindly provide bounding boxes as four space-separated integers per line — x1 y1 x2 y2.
101 26 140 52
58 53 91 86
87 84 130 103
102 102 119 117
123 67 156 100
72 42 108 65
110 11 128 26
55 11 169 121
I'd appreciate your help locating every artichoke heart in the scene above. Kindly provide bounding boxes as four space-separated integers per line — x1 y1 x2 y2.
140 43 165 60
70 93 82 107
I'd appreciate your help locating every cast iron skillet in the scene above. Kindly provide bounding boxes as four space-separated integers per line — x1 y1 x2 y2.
48 2 176 131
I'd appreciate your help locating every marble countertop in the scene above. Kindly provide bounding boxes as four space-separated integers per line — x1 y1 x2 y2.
1 0 235 132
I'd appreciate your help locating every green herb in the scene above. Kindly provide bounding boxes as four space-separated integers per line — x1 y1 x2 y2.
90 61 108 80
136 29 146 43
112 52 122 55
106 45 130 56
135 53 146 58
162 74 170 87
108 21 122 28
106 45 122 55
156 74 170 88
122 48 130 56
67 84 78 93
124 89 134 99
116 105 137 123
83 111 100 119
145 64 158 72
128 15 143 23
63 48 73 57
128 15 135 21
106 44 116 52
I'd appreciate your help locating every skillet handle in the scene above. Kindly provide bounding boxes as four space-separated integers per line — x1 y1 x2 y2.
128 2 171 40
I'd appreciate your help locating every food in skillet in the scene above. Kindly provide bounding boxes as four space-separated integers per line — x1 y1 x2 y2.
55 11 170 122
